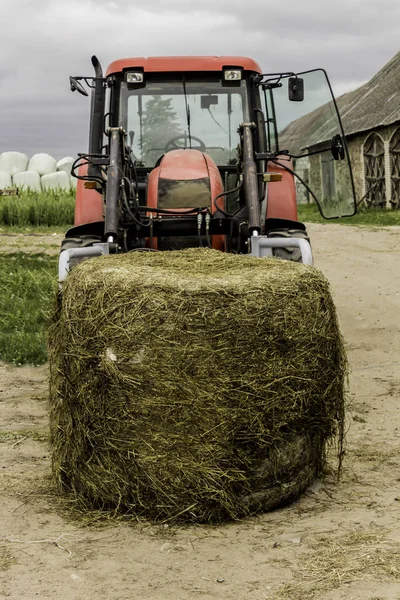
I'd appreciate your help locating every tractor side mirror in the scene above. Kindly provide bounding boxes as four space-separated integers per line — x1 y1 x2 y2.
288 77 304 102
69 76 89 97
201 95 219 109
331 134 345 160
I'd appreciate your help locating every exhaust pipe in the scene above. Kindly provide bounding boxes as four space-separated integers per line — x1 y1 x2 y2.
88 55 106 178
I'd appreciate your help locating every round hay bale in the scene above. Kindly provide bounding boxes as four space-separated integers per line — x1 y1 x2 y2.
56 156 74 175
41 171 70 191
28 153 57 176
13 170 41 192
0 151 28 175
49 249 346 523
0 171 12 189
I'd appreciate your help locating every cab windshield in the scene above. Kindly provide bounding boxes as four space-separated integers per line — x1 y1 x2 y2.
119 78 249 167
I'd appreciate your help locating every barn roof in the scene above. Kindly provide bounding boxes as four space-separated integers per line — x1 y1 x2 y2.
280 51 400 153
338 50 400 136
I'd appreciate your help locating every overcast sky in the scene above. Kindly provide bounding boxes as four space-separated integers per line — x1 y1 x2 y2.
0 0 399 159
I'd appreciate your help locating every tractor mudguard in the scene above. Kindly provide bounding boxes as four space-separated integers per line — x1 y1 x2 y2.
74 164 104 226
265 161 298 222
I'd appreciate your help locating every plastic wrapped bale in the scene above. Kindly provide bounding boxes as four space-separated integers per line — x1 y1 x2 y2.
28 153 57 176
41 171 70 191
49 249 346 523
13 170 41 192
56 157 74 175
0 152 28 176
0 171 12 189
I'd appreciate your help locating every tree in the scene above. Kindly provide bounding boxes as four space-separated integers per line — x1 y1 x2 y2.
141 96 183 163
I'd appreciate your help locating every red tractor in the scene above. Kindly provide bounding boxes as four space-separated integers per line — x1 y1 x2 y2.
59 55 356 279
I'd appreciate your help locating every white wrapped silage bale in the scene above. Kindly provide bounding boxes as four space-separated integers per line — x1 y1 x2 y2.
41 171 70 191
70 175 77 189
0 171 12 189
28 153 57 176
13 171 42 192
0 152 28 175
56 156 74 175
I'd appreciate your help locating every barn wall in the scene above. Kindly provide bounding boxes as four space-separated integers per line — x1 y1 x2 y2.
293 156 310 204
353 122 400 206
346 136 363 201
299 121 400 208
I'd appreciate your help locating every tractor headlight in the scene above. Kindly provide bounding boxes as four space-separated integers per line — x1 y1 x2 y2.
125 71 144 84
223 69 242 81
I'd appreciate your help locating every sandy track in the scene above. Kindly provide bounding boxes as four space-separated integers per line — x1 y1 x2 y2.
1 224 400 599
0 233 62 255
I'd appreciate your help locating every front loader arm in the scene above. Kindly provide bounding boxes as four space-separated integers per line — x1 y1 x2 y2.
105 127 124 242
238 123 313 264
240 122 262 236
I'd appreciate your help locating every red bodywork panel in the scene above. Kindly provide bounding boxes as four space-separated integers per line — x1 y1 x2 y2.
75 158 298 233
265 161 298 221
74 164 103 226
106 56 262 76
147 150 225 250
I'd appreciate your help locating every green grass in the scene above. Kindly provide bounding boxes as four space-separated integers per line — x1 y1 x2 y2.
2 190 398 230
0 253 57 365
298 203 400 226
0 190 75 227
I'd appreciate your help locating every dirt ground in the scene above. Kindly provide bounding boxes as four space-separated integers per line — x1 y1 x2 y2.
0 232 61 255
1 223 400 600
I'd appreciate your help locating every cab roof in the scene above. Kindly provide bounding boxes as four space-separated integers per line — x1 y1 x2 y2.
106 56 262 76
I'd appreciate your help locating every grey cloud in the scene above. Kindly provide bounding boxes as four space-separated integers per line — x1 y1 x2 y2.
0 0 398 158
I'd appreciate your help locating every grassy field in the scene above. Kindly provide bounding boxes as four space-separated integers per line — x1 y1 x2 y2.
0 253 57 365
0 190 75 227
0 190 399 229
298 203 400 226
0 197 399 366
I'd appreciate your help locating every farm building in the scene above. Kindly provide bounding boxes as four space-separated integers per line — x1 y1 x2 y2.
284 51 400 208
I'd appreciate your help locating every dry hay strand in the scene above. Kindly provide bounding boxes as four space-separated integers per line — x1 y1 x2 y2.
0 547 14 571
48 248 346 523
272 530 400 599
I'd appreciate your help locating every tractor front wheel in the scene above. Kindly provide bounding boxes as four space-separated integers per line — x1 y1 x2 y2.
60 235 102 269
268 227 311 263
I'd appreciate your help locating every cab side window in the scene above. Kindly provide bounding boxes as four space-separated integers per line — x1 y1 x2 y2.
261 88 278 153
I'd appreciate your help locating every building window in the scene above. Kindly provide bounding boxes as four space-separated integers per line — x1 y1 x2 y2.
390 128 400 208
364 132 386 206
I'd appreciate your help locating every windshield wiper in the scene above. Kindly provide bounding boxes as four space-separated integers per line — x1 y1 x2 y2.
207 107 227 134
182 76 192 149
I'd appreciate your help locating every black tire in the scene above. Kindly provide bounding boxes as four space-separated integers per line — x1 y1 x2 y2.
267 228 311 263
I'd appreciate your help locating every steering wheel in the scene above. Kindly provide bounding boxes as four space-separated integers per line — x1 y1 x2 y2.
164 134 207 153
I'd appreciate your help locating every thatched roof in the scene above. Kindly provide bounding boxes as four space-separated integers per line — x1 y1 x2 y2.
280 51 400 153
